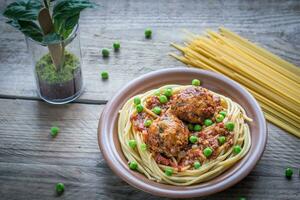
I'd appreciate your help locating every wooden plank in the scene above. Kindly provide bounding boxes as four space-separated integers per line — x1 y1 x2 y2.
0 0 299 102
0 99 299 199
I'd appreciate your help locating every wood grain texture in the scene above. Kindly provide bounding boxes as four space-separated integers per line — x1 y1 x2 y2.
0 99 299 200
0 0 299 103
0 0 300 199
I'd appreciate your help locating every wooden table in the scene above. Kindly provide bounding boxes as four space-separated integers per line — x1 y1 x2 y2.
0 0 299 199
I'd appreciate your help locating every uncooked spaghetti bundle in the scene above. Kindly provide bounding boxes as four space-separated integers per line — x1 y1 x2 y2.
170 27 300 137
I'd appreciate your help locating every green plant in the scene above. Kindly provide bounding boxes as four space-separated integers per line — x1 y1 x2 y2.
3 0 95 43
3 0 95 71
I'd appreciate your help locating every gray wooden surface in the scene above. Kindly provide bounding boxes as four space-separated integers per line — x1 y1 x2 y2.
0 0 299 199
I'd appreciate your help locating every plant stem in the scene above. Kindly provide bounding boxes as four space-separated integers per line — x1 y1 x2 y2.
60 41 65 72
43 0 49 8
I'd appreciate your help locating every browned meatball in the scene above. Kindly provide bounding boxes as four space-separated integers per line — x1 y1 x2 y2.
170 86 222 124
145 112 189 157
180 123 233 166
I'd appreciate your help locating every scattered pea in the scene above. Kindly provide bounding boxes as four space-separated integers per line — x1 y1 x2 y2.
129 161 138 170
203 147 213 157
134 97 141 105
152 106 161 115
102 48 109 57
218 136 226 145
233 145 242 154
144 28 152 38
164 88 173 97
50 126 60 137
159 95 168 104
140 143 147 151
136 104 143 113
204 119 213 127
154 90 161 96
194 124 202 131
165 167 173 176
220 111 227 117
194 161 201 169
189 135 198 143
101 71 109 79
113 41 120 51
56 183 64 195
239 197 246 200
144 119 152 127
192 79 201 86
128 139 137 148
285 167 293 179
225 122 235 131
216 114 225 122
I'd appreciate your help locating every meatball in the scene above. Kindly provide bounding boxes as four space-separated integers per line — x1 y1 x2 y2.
170 86 222 123
145 112 189 157
179 123 233 166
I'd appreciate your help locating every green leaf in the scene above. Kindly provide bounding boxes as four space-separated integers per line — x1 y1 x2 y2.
62 14 80 39
3 0 43 21
42 32 61 44
7 20 43 42
6 20 20 29
53 0 95 18
53 14 78 39
53 0 95 39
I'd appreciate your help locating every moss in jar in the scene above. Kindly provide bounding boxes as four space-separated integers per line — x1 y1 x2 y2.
35 51 80 84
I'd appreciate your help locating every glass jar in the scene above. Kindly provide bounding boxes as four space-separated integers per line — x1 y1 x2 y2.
26 25 84 104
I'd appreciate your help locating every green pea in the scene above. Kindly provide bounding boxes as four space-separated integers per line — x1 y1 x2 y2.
165 167 173 176
101 71 109 79
204 119 213 127
152 106 161 115
220 111 227 117
218 136 226 145
144 28 152 38
192 79 201 86
134 97 141 105
189 135 198 143
50 126 60 137
128 161 138 170
154 90 161 96
136 104 143 113
193 161 201 169
102 48 109 57
203 147 213 157
194 124 202 131
239 197 246 200
128 139 137 148
113 41 120 51
285 167 293 179
159 95 168 104
140 143 147 151
225 122 235 131
233 145 242 154
216 114 225 122
144 119 152 127
164 88 173 97
188 124 194 131
56 183 64 195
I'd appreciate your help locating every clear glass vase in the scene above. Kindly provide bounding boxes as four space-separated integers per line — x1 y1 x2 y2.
26 25 84 104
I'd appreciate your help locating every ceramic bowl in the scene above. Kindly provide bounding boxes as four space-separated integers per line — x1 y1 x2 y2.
98 68 267 198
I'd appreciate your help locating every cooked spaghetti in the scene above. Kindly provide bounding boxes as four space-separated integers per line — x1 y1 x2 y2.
118 82 251 185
